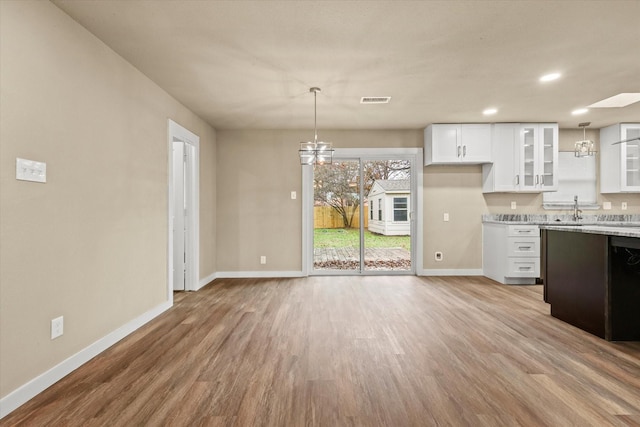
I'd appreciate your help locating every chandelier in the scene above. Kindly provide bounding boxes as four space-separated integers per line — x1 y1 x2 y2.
299 87 334 165
574 122 595 157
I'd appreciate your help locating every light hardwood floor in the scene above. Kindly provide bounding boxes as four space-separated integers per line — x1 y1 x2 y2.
2 276 640 426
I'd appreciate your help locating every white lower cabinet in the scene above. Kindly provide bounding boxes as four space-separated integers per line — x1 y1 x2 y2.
483 223 540 284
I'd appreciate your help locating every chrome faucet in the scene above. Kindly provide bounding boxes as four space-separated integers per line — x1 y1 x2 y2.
573 195 582 221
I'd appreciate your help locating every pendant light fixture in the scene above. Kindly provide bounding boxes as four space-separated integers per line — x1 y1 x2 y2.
299 87 334 165
574 122 595 157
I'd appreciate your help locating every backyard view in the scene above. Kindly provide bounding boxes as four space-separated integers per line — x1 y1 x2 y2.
314 228 411 270
313 159 412 272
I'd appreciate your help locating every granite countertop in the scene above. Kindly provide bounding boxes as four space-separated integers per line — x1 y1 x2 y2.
483 214 640 227
539 225 640 238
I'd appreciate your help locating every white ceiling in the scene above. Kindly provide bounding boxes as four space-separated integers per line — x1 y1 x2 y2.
52 0 640 130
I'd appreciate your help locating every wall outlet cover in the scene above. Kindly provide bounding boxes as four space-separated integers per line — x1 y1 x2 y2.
51 316 63 339
16 158 46 183
435 252 443 261
603 202 612 210
510 201 517 210
621 202 628 210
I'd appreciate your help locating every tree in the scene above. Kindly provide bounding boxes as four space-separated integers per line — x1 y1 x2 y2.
314 160 411 228
314 161 360 228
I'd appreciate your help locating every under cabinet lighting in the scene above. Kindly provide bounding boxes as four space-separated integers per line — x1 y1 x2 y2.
571 108 589 115
483 108 497 115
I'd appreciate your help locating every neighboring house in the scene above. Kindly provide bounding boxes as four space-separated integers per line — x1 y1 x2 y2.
367 179 410 236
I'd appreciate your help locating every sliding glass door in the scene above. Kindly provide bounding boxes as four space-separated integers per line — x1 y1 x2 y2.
310 153 415 275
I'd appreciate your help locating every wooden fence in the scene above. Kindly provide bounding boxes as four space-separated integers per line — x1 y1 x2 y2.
314 205 369 229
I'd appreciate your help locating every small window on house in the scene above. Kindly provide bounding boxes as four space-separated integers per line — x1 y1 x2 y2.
370 202 374 220
378 199 382 221
393 197 408 222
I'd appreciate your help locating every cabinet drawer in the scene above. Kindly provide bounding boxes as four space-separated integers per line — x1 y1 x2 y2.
507 237 540 257
507 225 539 237
507 258 540 277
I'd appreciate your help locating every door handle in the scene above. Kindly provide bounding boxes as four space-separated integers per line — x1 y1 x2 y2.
457 146 462 158
463 145 467 157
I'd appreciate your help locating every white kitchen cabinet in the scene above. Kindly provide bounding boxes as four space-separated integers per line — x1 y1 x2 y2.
482 123 558 192
424 124 492 165
482 123 520 192
600 123 640 193
520 123 558 192
483 223 540 285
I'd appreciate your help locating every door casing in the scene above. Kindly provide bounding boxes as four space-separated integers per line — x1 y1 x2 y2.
302 148 423 276
168 120 200 296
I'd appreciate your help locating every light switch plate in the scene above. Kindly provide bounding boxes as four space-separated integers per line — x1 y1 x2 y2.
291 191 297 200
510 201 517 210
16 158 46 183
622 202 628 210
443 213 449 222
603 202 612 210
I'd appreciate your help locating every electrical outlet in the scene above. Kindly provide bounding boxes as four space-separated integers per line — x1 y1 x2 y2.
443 213 449 222
291 191 297 200
51 316 64 339
622 202 628 210
510 201 517 210
603 202 612 210
260 256 267 265
435 252 443 261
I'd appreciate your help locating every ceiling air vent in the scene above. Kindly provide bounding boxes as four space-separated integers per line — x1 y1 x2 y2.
360 96 391 104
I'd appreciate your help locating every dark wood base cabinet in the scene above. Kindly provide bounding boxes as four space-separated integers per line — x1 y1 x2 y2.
545 230 608 338
544 230 640 341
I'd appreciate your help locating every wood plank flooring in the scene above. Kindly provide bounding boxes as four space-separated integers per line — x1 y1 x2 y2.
2 276 640 426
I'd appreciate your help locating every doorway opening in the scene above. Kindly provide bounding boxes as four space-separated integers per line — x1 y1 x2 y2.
303 148 422 276
168 120 199 294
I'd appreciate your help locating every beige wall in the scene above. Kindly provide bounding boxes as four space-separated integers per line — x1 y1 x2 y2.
217 128 638 273
0 1 216 399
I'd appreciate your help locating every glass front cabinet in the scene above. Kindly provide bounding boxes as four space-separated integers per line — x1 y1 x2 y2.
601 123 640 193
518 123 558 192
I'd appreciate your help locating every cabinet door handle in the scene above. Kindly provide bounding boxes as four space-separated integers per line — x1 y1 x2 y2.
515 175 519 185
463 145 467 157
540 174 544 185
457 146 461 158
518 266 532 271
535 175 539 185
518 246 532 250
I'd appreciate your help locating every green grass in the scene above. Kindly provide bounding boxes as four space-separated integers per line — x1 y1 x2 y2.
314 228 410 250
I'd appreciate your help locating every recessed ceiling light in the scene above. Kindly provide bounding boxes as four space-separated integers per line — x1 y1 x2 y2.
587 93 640 108
540 72 561 82
572 108 589 115
483 108 497 115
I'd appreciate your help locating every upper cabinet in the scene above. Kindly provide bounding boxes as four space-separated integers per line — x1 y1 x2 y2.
600 123 640 193
519 123 558 192
483 123 558 193
424 124 492 165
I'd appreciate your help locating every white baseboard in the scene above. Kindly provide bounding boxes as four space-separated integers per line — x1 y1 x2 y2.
419 269 484 276
0 301 172 419
216 271 305 279
197 272 217 290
